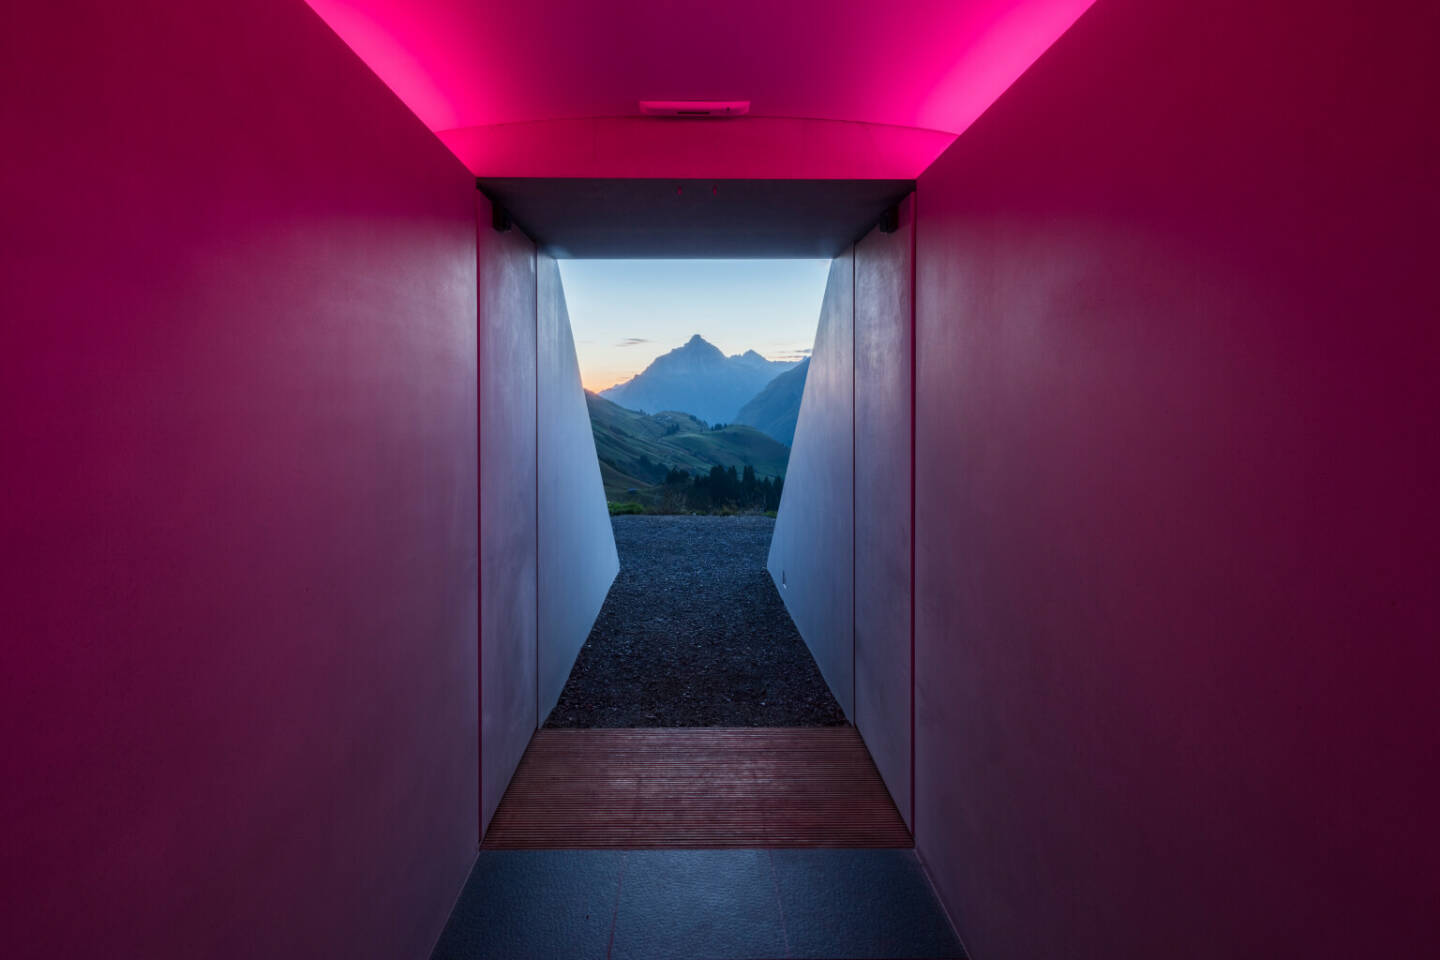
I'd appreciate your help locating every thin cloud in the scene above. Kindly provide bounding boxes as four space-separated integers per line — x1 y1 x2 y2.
615 337 652 347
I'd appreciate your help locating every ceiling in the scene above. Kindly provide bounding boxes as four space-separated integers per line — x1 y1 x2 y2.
479 178 915 258
304 0 1095 177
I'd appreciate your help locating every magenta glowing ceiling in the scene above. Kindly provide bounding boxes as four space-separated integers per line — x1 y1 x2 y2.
304 0 1096 178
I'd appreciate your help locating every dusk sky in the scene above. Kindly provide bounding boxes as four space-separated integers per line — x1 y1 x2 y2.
557 259 831 392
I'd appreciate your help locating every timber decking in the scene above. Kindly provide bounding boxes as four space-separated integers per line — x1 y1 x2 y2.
482 726 911 849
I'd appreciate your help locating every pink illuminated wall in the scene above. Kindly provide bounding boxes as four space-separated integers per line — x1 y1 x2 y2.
1 1 479 957
914 0 1439 956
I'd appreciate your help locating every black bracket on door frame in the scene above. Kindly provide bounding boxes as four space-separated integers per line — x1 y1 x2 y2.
877 203 901 234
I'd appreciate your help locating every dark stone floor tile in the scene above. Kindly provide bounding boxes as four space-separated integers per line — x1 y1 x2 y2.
611 850 788 960
771 850 965 959
430 850 624 960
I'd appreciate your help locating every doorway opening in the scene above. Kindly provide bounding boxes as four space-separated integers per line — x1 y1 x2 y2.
547 259 841 729
479 179 915 850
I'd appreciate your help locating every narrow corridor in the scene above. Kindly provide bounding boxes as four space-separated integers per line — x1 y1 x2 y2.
15 2 1433 958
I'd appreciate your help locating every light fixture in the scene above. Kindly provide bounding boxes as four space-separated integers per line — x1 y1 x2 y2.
638 100 750 117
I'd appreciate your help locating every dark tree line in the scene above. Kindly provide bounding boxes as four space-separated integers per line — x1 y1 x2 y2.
664 463 783 512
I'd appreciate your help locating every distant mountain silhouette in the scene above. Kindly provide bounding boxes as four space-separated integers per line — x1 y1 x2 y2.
600 334 797 425
734 357 809 446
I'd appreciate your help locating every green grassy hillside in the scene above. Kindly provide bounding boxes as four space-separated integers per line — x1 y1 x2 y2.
665 429 789 477
587 391 790 504
734 356 808 446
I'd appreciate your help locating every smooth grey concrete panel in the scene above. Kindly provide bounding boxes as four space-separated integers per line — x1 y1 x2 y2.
537 253 620 721
478 195 538 837
854 195 915 828
769 252 855 718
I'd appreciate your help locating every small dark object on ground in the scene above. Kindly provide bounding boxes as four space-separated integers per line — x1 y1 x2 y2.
547 515 846 727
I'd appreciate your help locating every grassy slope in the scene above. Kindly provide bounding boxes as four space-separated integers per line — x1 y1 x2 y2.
666 429 788 477
587 391 790 502
734 357 808 446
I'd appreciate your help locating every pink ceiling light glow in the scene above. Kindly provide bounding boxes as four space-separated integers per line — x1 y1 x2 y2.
303 0 1097 178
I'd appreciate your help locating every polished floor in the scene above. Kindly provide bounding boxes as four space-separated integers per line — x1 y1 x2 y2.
483 727 912 849
430 849 966 960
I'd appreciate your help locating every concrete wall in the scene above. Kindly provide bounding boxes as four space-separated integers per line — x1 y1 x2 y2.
774 223 916 821
537 253 620 721
0 1 479 957
854 196 916 828
913 1 1440 957
477 197 538 836
769 253 856 719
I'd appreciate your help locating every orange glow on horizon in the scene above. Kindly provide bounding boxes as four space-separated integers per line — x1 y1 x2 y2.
582 370 634 394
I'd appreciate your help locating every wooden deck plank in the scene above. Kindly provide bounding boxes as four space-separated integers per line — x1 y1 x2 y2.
482 727 912 849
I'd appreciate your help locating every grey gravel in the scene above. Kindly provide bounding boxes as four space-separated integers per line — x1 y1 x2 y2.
546 515 846 727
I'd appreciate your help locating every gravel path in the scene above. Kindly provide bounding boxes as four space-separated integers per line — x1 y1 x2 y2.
546 515 846 727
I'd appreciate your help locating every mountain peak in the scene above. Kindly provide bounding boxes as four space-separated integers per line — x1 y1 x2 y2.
731 348 780 371
601 337 801 425
669 334 723 361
